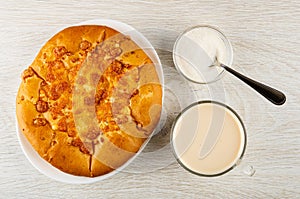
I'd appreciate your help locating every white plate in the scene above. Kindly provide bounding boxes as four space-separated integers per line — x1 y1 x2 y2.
16 19 164 184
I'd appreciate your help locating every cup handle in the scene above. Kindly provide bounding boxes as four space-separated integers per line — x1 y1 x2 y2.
236 159 256 177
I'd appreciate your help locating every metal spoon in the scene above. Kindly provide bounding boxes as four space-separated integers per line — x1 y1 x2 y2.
211 59 286 105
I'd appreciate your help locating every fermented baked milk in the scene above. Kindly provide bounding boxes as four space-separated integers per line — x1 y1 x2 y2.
172 102 245 176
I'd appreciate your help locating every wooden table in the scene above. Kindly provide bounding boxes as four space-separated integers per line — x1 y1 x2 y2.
1 1 299 198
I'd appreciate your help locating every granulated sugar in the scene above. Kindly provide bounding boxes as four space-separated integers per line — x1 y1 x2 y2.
173 26 232 83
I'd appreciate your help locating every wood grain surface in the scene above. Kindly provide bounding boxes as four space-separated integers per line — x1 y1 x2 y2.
0 0 299 198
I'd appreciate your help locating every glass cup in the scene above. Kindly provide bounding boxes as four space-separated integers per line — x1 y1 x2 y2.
170 101 254 177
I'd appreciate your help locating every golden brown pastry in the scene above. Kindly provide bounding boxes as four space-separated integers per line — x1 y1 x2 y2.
16 25 162 177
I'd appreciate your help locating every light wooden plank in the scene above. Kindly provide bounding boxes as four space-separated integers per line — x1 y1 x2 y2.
0 0 299 198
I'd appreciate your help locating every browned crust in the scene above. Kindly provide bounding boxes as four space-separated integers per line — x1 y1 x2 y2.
16 25 162 177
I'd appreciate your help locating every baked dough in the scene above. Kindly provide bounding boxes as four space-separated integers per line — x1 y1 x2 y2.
16 25 162 177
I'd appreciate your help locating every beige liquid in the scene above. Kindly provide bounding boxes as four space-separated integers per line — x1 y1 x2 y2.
172 102 245 175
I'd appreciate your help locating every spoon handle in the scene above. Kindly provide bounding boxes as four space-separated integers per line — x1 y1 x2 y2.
220 64 286 105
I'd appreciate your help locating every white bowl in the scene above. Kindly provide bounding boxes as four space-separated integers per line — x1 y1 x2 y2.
16 19 164 184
